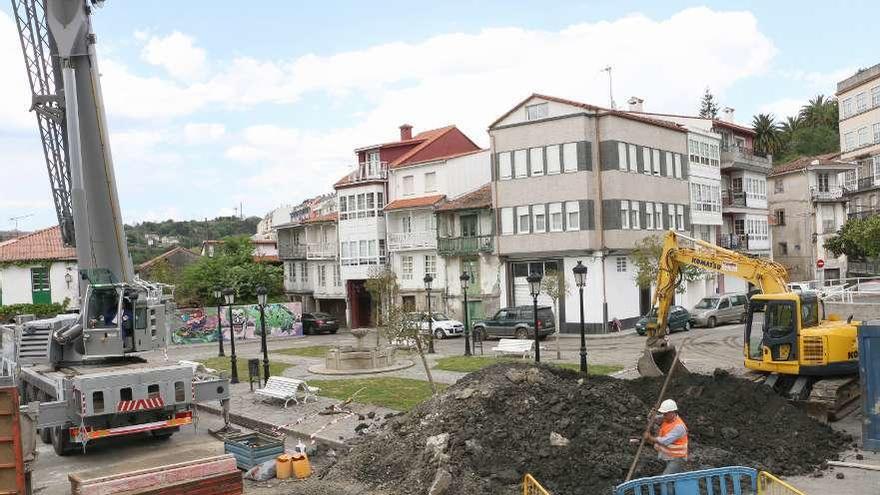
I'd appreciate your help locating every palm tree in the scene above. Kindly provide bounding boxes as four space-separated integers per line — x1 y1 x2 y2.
799 95 838 128
779 116 802 137
752 113 781 156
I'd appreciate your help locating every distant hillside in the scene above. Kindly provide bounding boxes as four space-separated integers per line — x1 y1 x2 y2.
0 231 29 243
125 216 261 265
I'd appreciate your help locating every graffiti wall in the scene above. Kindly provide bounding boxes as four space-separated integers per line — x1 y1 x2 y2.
172 302 303 345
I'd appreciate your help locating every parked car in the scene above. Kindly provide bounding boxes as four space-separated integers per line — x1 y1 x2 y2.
301 312 339 335
408 312 464 339
690 293 748 328
635 306 691 336
472 306 555 341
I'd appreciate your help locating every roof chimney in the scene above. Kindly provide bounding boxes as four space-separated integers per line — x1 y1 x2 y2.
627 96 644 113
722 107 735 123
399 124 413 141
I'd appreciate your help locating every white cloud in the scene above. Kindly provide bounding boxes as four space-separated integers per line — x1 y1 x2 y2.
0 13 42 131
141 31 208 82
183 123 226 144
781 67 854 93
757 98 804 120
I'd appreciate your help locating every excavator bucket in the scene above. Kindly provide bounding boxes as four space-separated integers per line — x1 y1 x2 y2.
637 346 690 377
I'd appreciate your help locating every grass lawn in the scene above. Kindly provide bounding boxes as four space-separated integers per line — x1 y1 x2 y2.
199 356 292 378
274 345 331 358
309 377 448 412
434 355 623 375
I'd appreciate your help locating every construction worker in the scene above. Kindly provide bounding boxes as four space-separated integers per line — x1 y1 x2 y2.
643 399 688 475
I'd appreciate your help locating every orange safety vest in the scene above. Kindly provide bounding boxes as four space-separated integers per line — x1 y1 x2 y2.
655 416 688 459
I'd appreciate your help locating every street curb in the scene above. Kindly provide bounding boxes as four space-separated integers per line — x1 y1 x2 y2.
196 403 349 452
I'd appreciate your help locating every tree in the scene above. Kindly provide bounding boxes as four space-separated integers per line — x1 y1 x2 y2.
799 95 838 129
698 87 719 119
630 235 704 293
752 113 781 156
824 216 880 259
144 258 177 285
540 270 570 360
380 306 437 394
365 265 399 347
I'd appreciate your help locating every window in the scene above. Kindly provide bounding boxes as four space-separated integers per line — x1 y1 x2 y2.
339 196 347 216
667 204 675 231
514 149 527 178
368 240 377 257
530 148 544 176
501 207 514 235
620 200 630 229
549 203 563 232
333 265 341 286
857 92 868 113
858 127 869 147
425 255 436 277
148 384 160 399
676 205 684 231
532 205 546 232
843 98 853 118
377 192 385 208
402 215 412 233
379 239 386 259
526 103 548 120
775 209 785 226
674 154 682 178
546 145 561 174
340 242 349 262
359 240 367 261
121 387 132 401
288 261 297 282
665 152 673 177
517 206 530 233
817 173 830 192
628 144 638 173
563 143 578 173
616 257 627 272
642 147 651 175
875 123 880 144
402 256 413 280
873 86 880 108
654 203 663 230
778 242 788 256
618 142 628 171
631 201 641 229
318 265 326 287
565 201 580 231
301 262 309 281
652 149 661 175
424 172 437 192
845 132 855 151
499 152 512 180
93 391 104 413
774 179 784 193
403 175 414 195
645 202 655 229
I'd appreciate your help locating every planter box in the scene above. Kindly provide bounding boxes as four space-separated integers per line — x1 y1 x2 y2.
223 432 285 470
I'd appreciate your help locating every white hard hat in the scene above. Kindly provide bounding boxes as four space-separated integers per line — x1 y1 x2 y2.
658 399 678 413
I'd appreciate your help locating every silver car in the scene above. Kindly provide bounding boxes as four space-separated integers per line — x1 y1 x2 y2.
690 293 748 328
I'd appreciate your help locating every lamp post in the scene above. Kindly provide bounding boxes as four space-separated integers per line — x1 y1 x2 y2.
527 271 543 363
424 274 435 354
256 285 270 385
223 288 239 384
460 272 471 357
213 287 225 357
573 261 589 376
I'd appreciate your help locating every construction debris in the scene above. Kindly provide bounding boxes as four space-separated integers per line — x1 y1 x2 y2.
322 363 849 495
70 454 241 495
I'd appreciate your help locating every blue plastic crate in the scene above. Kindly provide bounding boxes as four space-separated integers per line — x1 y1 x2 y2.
614 466 757 495
224 432 285 470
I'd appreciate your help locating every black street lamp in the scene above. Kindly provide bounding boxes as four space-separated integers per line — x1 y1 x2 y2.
424 274 435 354
256 285 271 385
213 287 225 357
460 272 472 357
527 271 543 363
223 288 239 384
573 261 589 376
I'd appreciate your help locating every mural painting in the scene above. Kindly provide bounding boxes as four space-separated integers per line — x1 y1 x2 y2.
172 302 303 345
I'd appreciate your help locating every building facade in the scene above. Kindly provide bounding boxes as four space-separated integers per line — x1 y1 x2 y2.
769 154 854 282
0 226 79 308
838 63 880 220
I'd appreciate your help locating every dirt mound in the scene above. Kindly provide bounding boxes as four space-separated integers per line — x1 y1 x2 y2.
325 364 849 495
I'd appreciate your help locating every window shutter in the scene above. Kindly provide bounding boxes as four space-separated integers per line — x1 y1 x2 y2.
684 204 691 230
579 200 595 230
659 151 667 177
512 207 518 235
600 141 618 170
492 153 498 181
526 148 531 177
543 203 550 232
639 202 647 230
510 151 515 178
577 141 592 171
561 201 567 230
528 205 534 232
542 146 548 174
681 154 689 180
603 199 621 230
636 146 645 173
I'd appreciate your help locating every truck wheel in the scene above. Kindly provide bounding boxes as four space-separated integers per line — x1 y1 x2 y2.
51 426 73 456
515 328 528 340
151 429 175 440
39 428 52 445
707 317 717 329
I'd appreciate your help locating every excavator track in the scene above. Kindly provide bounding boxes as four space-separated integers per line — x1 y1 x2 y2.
747 371 860 423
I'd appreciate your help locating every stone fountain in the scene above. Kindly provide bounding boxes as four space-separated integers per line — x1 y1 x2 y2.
309 328 413 375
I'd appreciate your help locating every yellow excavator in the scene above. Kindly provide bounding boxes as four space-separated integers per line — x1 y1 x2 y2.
639 230 861 421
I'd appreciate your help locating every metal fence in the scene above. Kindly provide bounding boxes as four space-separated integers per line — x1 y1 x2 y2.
522 474 551 495
757 471 805 495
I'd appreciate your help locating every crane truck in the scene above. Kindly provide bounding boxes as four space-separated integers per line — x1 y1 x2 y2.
4 0 231 455
640 230 860 421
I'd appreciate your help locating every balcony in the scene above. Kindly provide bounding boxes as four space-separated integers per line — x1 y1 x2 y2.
388 230 437 251
722 191 746 208
278 244 307 259
437 235 493 256
848 208 880 220
810 186 847 202
346 162 388 184
855 176 880 192
306 242 337 260
720 144 772 172
718 233 769 252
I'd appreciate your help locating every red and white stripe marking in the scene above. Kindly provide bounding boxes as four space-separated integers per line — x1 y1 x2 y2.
70 411 192 442
116 397 165 412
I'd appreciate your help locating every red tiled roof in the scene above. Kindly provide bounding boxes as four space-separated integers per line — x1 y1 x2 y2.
387 126 456 169
0 226 75 262
489 93 686 132
397 148 487 168
710 119 756 136
303 212 338 224
253 255 280 263
383 194 446 211
768 152 849 177
436 184 492 211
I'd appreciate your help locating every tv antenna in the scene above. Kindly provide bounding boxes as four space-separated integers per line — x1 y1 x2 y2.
9 214 33 233
601 66 616 109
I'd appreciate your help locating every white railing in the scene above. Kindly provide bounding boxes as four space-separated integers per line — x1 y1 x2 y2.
388 230 437 251
306 242 337 259
347 162 388 183
810 186 846 201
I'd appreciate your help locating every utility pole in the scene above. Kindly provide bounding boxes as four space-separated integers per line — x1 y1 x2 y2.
601 66 615 109
9 214 33 234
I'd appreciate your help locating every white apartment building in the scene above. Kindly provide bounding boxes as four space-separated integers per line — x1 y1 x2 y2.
839 63 880 221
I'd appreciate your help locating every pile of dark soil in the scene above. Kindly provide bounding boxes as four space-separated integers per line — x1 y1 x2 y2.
324 364 849 495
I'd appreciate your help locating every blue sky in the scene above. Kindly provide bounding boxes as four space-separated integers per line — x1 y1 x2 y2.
1 1 876 231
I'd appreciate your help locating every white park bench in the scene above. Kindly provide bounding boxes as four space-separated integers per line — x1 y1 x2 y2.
254 376 320 408
491 339 535 359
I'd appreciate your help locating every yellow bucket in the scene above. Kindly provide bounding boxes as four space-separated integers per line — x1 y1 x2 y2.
292 452 312 479
275 454 292 480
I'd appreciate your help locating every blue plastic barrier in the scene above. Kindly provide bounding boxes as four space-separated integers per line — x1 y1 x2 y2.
614 466 757 495
858 323 880 451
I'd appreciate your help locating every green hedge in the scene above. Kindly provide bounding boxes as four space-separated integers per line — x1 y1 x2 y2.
0 302 68 323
